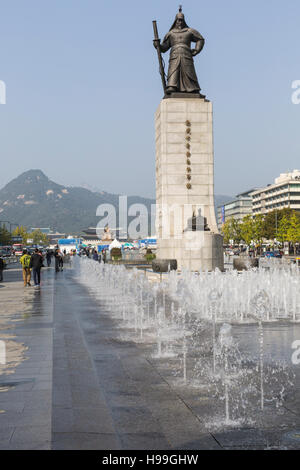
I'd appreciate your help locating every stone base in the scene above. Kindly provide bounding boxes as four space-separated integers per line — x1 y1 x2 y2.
155 97 223 273
233 258 259 271
152 259 178 273
164 92 206 100
157 232 224 272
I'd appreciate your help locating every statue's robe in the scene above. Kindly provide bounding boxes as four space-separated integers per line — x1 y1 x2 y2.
160 28 204 93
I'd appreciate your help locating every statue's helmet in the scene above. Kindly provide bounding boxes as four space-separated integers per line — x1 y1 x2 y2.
170 6 189 30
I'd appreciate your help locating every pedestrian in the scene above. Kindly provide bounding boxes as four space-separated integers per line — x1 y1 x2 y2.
92 249 99 261
58 252 64 271
19 249 32 287
54 246 60 272
102 250 106 264
0 255 4 282
30 248 43 287
46 250 52 267
98 252 102 263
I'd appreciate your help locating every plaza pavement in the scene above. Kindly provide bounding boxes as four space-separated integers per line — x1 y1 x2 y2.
0 263 299 450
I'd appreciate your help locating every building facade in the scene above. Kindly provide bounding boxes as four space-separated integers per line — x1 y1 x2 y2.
217 191 254 230
251 170 300 215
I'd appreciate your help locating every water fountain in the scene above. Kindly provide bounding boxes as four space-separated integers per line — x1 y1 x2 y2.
74 257 298 434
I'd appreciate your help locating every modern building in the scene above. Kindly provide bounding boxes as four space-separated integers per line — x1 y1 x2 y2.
217 190 255 230
251 170 300 215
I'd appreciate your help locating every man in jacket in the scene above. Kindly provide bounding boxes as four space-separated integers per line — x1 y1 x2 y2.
30 248 43 287
19 249 32 287
46 250 52 267
54 246 62 272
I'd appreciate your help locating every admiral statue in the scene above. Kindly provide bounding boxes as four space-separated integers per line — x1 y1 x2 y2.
153 7 205 96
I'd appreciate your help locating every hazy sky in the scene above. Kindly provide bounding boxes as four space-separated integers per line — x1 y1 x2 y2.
0 0 300 198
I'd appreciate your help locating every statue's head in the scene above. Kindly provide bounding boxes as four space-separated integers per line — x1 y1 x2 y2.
175 16 184 29
170 6 189 30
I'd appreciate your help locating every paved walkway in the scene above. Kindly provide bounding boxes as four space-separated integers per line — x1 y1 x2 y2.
0 264 52 449
0 263 299 450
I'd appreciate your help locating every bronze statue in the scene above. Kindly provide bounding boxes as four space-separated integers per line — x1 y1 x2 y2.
153 7 205 96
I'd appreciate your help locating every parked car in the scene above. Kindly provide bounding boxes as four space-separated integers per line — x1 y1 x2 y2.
0 248 11 258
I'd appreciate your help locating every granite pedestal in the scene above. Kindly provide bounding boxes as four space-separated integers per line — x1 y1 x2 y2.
155 97 224 271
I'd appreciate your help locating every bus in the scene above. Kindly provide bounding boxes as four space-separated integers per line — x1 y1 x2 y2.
12 243 23 256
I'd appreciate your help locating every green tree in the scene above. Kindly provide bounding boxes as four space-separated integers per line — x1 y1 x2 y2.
12 226 29 244
0 226 12 245
277 215 290 245
29 230 49 245
240 215 255 246
262 211 278 240
287 212 300 255
253 214 265 246
222 217 241 244
262 208 300 241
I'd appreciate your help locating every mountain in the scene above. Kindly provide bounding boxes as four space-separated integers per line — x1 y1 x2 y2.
0 170 232 234
0 170 155 234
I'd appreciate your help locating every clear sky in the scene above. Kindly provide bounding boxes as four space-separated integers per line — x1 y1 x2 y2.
0 0 299 198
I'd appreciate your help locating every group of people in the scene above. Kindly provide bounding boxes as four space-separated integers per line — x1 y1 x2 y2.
19 248 44 287
19 246 65 287
81 247 106 263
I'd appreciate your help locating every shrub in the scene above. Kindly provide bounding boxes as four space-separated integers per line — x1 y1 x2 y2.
110 247 122 260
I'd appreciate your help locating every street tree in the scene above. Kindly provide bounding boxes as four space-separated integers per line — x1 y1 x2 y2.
12 226 29 244
29 229 49 246
277 215 290 245
287 212 300 255
240 215 255 246
222 217 241 244
0 226 12 245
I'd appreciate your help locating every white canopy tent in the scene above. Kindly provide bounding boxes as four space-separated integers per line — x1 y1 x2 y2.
108 239 122 251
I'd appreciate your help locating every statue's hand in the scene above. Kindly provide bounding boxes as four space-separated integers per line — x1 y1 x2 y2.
191 49 198 56
153 39 160 49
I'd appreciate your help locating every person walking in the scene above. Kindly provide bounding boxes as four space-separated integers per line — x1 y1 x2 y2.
20 249 32 287
54 246 60 272
30 248 43 287
0 256 4 282
46 250 52 267
92 249 99 261
58 251 64 271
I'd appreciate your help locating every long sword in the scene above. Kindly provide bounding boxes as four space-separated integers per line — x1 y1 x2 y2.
152 20 167 94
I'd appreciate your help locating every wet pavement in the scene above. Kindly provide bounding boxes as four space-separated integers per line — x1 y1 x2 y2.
0 265 52 449
0 263 300 449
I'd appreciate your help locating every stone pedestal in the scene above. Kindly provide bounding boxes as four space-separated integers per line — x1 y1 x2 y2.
155 97 224 271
